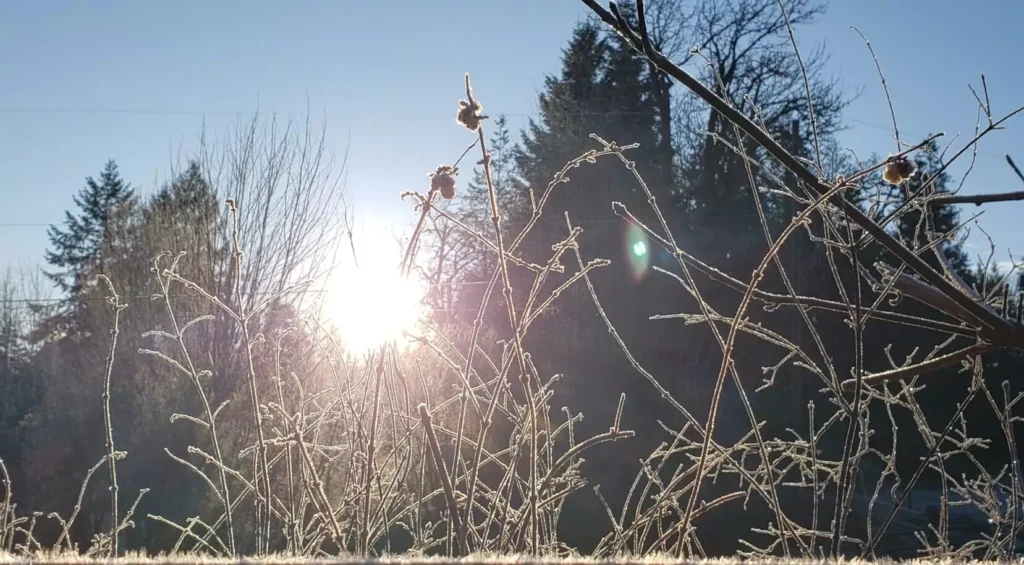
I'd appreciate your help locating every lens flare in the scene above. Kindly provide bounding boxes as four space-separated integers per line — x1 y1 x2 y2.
624 224 650 282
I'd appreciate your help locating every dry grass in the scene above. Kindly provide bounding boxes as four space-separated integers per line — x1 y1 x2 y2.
0 552 996 565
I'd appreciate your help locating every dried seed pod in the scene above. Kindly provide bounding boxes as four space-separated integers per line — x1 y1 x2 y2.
882 155 917 185
457 99 484 132
430 165 458 200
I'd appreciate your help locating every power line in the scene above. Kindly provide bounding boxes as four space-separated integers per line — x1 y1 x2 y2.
0 279 518 305
0 217 818 233
0 107 656 117
1 104 1008 162
0 104 1001 136
843 117 1003 161
1 105 1007 172
4 254 707 305
0 108 275 116
0 221 631 229
0 214 747 229
0 108 1009 232
0 104 988 139
1 294 531 316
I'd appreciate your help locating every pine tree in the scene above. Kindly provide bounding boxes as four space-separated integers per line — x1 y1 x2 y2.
513 22 662 254
0 272 28 376
18 161 230 552
143 160 225 293
459 115 521 260
448 22 620 327
44 160 135 293
0 269 40 503
0 270 32 426
514 21 611 219
436 115 528 327
38 160 135 338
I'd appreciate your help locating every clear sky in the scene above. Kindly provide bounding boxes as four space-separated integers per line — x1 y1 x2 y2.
2 0 1022 296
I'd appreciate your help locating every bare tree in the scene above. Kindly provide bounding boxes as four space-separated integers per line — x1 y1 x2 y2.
187 109 349 313
161 111 349 396
663 0 849 221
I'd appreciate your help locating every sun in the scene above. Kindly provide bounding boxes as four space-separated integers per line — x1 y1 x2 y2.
321 231 429 354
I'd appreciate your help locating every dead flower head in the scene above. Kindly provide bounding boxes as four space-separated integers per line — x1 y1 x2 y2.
882 155 917 185
430 165 458 200
457 98 484 132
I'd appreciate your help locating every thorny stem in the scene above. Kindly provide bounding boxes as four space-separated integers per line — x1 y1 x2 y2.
0 458 11 552
677 180 848 553
148 515 225 556
286 409 344 548
831 210 866 558
851 26 900 154
1001 382 1021 556
451 361 472 546
522 374 539 554
462 73 539 553
842 343 996 389
418 404 466 556
464 75 528 381
581 0 1024 345
863 356 985 556
96 275 124 558
154 253 236 554
361 349 386 554
614 205 972 338
273 329 300 553
401 139 478 278
808 402 819 556
776 0 822 170
926 190 1024 207
54 451 126 552
462 268 505 551
227 200 273 555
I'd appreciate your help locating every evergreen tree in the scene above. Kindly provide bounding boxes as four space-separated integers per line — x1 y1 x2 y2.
430 115 523 327
512 22 664 259
38 160 135 338
450 22 620 330
143 160 226 296
459 115 522 268
19 161 231 552
0 271 28 376
44 160 135 293
513 21 612 232
0 270 36 467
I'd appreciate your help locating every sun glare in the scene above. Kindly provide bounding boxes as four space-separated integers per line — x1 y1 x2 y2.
322 237 429 354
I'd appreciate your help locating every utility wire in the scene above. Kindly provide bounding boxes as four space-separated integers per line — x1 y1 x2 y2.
1 105 1001 158
1 275 585 305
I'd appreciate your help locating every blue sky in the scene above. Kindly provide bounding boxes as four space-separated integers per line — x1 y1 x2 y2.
1 0 1022 297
